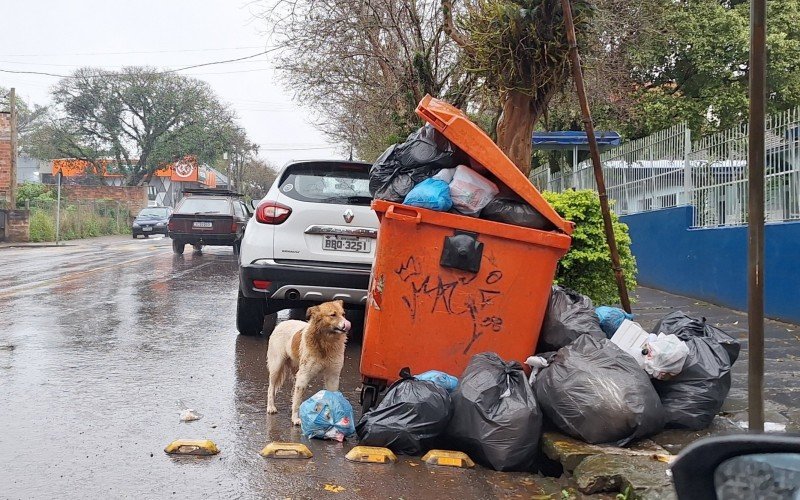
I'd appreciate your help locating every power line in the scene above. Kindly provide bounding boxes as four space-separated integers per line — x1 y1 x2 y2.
0 49 278 79
0 45 265 57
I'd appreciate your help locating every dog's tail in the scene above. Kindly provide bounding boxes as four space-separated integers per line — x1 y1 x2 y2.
271 362 292 391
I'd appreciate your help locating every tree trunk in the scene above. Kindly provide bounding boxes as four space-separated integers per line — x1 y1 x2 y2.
495 89 537 176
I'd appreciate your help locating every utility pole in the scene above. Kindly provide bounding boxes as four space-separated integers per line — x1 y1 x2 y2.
747 0 766 433
9 88 18 210
560 0 631 313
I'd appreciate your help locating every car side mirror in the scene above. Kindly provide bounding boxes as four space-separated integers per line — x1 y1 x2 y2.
672 434 800 500
251 200 259 211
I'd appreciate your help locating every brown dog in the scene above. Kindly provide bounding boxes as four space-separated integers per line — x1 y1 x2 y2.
266 300 351 425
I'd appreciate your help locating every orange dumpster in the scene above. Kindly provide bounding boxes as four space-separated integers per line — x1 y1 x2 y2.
359 96 573 408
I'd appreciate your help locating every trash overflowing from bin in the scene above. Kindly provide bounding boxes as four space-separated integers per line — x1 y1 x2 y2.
537 285 605 352
349 96 741 477
445 353 542 472
356 368 452 455
534 335 665 446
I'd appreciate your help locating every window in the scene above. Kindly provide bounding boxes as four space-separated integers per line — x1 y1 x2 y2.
279 162 371 205
175 197 231 215
138 207 169 218
233 202 244 217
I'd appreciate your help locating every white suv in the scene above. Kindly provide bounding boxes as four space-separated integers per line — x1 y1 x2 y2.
236 160 379 336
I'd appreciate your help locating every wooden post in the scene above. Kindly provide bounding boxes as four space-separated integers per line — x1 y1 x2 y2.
560 0 632 312
9 88 18 210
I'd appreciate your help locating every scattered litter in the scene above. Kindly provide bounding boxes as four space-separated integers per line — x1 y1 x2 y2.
446 353 542 471
535 336 664 446
323 484 345 493
299 390 355 442
357 368 451 455
609 319 651 368
538 286 605 352
414 370 458 393
595 306 634 338
735 421 787 432
180 409 202 422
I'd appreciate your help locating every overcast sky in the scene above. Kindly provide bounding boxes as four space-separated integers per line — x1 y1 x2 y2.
2 0 343 167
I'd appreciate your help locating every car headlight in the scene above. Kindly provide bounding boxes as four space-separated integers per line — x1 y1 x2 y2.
132 222 140 227
156 222 166 227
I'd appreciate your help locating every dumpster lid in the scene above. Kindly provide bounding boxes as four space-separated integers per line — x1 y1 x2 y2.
416 95 573 235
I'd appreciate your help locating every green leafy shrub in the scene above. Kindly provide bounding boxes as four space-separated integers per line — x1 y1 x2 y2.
542 190 637 305
16 182 54 204
28 209 56 242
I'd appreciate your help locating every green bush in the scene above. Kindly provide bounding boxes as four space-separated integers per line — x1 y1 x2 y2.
17 182 54 204
542 190 637 305
29 209 56 242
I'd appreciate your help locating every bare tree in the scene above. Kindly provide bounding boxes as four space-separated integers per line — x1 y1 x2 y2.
257 0 480 161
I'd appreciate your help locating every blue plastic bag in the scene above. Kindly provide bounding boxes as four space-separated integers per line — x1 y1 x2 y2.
403 178 453 211
415 370 459 393
299 390 356 442
595 306 634 338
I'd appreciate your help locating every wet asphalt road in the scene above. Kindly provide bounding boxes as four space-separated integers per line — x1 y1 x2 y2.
0 235 561 500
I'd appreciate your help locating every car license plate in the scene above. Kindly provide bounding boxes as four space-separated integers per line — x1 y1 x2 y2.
323 235 370 253
193 221 213 228
142 226 152 232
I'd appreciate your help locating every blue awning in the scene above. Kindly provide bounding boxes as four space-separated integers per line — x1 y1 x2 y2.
532 131 622 151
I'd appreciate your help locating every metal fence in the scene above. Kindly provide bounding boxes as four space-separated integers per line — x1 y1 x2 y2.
24 199 131 242
531 107 800 228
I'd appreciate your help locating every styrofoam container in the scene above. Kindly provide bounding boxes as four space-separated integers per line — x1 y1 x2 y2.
610 319 650 368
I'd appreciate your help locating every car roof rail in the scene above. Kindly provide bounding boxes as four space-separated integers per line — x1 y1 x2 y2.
182 188 244 197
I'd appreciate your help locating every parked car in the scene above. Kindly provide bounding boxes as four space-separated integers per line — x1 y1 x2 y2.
168 189 251 255
132 206 172 238
236 160 378 336
671 434 800 499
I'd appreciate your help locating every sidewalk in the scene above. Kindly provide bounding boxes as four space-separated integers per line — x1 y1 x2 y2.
633 286 800 442
0 233 134 249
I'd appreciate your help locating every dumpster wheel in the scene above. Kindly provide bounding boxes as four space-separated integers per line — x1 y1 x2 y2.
359 383 381 412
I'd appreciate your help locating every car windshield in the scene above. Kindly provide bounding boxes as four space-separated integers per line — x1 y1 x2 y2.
175 197 231 215
280 163 371 205
137 208 169 218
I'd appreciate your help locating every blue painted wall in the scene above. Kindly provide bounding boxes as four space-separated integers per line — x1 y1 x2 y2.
621 206 800 324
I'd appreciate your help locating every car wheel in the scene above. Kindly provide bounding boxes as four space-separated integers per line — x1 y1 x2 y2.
144 234 149 238
192 244 202 253
172 240 185 255
233 241 241 255
237 290 266 336
132 234 138 239
262 313 278 335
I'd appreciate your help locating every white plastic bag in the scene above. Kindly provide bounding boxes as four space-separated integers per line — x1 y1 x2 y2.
644 333 690 380
449 165 499 215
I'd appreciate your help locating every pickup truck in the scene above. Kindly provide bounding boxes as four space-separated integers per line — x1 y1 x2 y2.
167 189 251 255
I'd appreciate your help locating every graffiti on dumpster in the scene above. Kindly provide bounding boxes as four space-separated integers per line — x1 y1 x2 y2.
394 255 504 353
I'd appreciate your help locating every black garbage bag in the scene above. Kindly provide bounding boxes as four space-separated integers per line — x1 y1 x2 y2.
652 311 740 364
536 286 605 353
356 368 451 455
445 352 542 472
534 335 665 446
652 336 732 430
369 124 462 202
480 196 555 230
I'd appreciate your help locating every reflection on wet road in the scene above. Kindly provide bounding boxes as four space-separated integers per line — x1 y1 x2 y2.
0 236 556 499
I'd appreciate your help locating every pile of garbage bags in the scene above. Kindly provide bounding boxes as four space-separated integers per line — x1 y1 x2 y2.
370 125 553 230
536 293 740 434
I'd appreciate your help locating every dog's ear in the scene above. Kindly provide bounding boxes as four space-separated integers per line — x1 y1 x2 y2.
306 305 320 320
334 300 344 309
